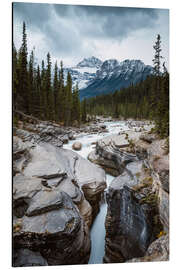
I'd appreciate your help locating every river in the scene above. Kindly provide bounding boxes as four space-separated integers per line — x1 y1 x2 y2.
63 121 129 264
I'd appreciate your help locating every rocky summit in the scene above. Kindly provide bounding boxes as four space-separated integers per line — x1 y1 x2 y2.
63 57 153 100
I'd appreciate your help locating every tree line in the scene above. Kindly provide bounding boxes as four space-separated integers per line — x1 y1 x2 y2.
13 22 86 126
13 24 169 138
86 34 169 138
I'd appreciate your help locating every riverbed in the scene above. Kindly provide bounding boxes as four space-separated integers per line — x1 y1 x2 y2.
63 121 129 264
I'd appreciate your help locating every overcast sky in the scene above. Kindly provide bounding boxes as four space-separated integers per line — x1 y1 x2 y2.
13 2 169 68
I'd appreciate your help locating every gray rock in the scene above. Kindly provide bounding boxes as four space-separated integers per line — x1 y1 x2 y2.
13 191 91 265
90 134 138 176
140 133 157 144
127 234 169 262
26 189 65 216
13 249 48 267
104 161 160 263
13 174 42 201
88 150 119 176
72 141 82 151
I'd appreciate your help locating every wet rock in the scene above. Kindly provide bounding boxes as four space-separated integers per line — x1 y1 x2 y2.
26 189 66 217
61 134 69 144
72 141 82 151
68 132 75 140
104 161 161 263
18 142 105 223
13 137 32 175
127 234 169 262
90 134 139 175
140 133 157 144
61 148 106 220
13 191 91 266
100 124 107 129
88 150 119 176
13 174 42 201
13 248 48 267
146 139 169 231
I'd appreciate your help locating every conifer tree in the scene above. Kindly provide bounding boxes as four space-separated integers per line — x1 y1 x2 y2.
19 21 28 112
45 52 55 120
35 64 41 117
81 98 87 123
151 34 163 122
13 43 19 110
72 83 81 124
64 72 72 126
40 60 47 119
58 61 65 122
53 61 59 120
28 50 34 114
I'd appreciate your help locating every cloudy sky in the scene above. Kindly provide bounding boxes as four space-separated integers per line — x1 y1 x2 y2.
13 2 169 68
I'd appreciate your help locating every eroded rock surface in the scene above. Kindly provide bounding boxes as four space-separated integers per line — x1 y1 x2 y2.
13 132 107 266
104 160 162 263
13 248 48 267
101 130 169 264
127 234 169 262
13 191 90 266
89 133 139 176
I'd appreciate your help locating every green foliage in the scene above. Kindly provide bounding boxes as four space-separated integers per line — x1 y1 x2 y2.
81 98 87 123
13 22 81 126
72 84 81 125
85 35 169 139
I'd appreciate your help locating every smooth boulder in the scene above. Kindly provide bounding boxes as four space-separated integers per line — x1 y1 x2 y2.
72 141 82 151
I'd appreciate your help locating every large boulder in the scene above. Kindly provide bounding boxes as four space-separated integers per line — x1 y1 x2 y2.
13 191 90 266
89 133 139 176
127 234 169 262
88 150 119 176
135 138 169 232
72 141 82 151
104 161 162 263
13 249 48 267
14 138 106 224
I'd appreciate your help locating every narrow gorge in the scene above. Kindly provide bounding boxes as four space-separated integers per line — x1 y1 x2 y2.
13 116 169 266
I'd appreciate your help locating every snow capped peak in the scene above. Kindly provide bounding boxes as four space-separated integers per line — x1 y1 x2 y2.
76 56 102 68
101 59 120 70
64 57 153 92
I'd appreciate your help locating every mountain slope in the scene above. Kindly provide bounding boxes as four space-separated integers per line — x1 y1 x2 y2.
64 56 102 89
79 59 153 100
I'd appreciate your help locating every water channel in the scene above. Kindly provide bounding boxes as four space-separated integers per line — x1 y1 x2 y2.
63 121 129 264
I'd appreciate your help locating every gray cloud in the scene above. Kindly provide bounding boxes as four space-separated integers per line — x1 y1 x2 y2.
13 2 168 66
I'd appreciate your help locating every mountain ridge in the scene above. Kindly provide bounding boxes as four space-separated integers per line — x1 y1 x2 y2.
64 56 154 100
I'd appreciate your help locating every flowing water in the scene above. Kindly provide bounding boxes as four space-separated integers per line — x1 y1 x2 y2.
63 121 129 264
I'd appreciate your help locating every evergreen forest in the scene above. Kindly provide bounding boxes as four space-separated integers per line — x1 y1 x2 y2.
13 23 169 138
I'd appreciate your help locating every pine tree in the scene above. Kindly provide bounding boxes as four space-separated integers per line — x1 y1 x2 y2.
40 60 47 119
45 52 55 120
153 34 162 76
34 64 41 117
72 83 81 125
53 61 59 120
18 22 29 112
64 72 72 126
81 98 87 123
13 43 19 110
58 61 65 122
28 50 34 114
152 34 163 122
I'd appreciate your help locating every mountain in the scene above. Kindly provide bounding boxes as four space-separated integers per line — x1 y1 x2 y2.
64 57 154 100
64 56 102 89
79 59 154 100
